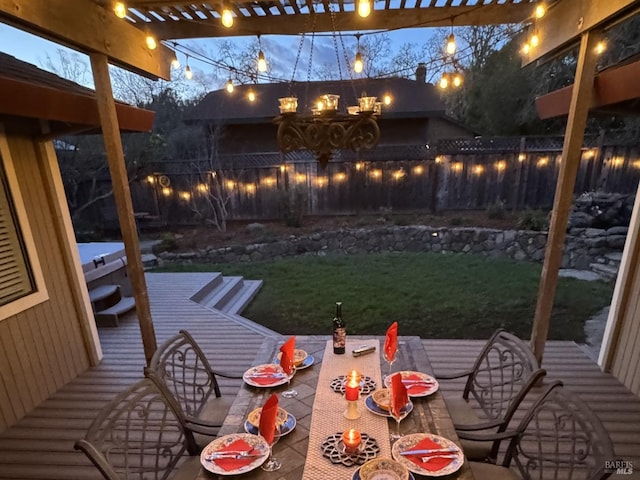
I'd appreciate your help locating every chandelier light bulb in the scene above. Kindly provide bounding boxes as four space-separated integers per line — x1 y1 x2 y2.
446 33 456 55
221 7 234 28
354 52 363 73
226 78 234 93
146 35 157 50
114 1 127 18
439 74 449 90
248 89 256 102
535 3 546 19
185 65 193 80
257 50 267 72
357 0 371 18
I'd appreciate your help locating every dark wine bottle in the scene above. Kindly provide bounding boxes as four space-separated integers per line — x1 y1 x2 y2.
332 302 346 354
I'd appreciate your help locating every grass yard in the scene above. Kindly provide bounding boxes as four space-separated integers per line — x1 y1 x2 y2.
154 252 613 342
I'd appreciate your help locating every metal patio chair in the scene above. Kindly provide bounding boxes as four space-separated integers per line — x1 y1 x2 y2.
465 381 616 480
74 378 200 480
144 329 243 454
436 328 545 462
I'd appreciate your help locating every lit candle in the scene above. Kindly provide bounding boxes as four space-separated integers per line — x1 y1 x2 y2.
344 370 361 401
342 428 362 453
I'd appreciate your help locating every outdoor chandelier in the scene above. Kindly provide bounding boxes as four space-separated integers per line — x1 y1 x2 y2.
274 94 381 167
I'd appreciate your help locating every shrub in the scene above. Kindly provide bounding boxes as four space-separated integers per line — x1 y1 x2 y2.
152 232 178 254
486 200 507 219
278 187 308 228
517 209 548 231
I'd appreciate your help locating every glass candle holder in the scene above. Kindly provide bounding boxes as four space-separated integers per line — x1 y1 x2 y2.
342 429 362 453
358 96 377 112
278 97 298 114
320 94 340 111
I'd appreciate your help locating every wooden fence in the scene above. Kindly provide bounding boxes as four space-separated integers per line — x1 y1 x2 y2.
88 136 640 228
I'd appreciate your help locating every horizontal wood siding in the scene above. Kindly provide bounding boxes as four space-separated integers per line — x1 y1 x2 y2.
0 131 90 433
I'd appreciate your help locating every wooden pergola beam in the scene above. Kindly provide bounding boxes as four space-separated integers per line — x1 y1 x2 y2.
523 0 638 66
145 3 532 38
530 30 601 366
0 0 172 80
535 59 640 119
90 53 158 365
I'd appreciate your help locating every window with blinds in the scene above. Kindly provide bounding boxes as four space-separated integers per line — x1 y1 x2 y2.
0 158 35 306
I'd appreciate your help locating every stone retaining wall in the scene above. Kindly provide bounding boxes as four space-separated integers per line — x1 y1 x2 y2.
159 225 628 270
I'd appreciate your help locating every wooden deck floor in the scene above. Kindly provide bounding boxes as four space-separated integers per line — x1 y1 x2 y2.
0 272 638 479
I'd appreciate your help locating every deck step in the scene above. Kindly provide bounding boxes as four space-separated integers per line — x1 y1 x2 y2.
189 272 224 303
95 297 136 327
88 285 118 303
195 276 245 310
219 279 263 315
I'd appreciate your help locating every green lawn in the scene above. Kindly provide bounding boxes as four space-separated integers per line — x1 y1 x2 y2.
153 252 613 342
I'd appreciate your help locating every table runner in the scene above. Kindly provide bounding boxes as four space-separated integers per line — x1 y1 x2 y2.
301 340 391 480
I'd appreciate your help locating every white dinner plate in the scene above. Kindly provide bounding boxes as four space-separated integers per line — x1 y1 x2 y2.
243 363 289 388
200 433 269 476
391 433 464 477
383 371 439 397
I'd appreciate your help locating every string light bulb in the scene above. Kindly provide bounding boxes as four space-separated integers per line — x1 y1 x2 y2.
439 73 449 89
113 1 127 18
354 52 363 73
257 35 267 72
221 2 234 28
446 33 457 55
171 55 180 69
383 94 392 105
184 56 193 80
522 42 531 55
530 31 540 47
226 78 234 93
357 0 371 18
534 3 546 19
595 41 606 55
248 88 256 102
145 34 157 50
452 72 463 87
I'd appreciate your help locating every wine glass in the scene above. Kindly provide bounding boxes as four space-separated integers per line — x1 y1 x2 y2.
282 363 298 398
389 400 410 442
261 434 282 471
383 348 397 381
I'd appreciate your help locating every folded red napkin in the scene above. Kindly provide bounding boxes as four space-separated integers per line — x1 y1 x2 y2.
279 336 296 375
384 322 398 362
390 372 409 418
403 437 457 471
259 393 279 445
248 365 284 386
404 373 432 395
211 438 256 471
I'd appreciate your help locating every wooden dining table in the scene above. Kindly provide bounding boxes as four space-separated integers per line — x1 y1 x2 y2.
194 335 475 479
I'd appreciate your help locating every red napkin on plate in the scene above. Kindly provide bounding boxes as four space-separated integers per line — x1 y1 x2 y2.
259 393 279 445
210 438 256 471
279 336 296 376
384 322 398 362
390 372 409 418
403 437 457 471
249 365 283 386
404 373 433 395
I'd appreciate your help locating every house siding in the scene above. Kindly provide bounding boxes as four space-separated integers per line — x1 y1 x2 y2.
0 125 91 433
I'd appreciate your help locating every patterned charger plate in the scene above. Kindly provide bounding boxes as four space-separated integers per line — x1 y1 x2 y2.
243 363 289 388
331 375 377 395
391 433 464 477
200 433 269 476
244 411 296 436
275 353 315 370
321 432 380 466
383 371 439 397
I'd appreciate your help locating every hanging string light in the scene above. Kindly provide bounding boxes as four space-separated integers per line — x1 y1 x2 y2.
530 29 540 47
248 87 256 102
595 40 607 55
113 1 127 18
354 34 364 73
257 35 267 72
445 20 456 55
171 55 180 69
184 55 193 80
439 73 449 89
357 0 371 18
221 1 234 28
383 94 392 105
226 78 234 93
452 72 463 87
534 2 546 19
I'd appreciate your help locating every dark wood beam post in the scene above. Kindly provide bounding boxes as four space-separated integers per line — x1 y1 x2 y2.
89 53 157 365
530 31 601 365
